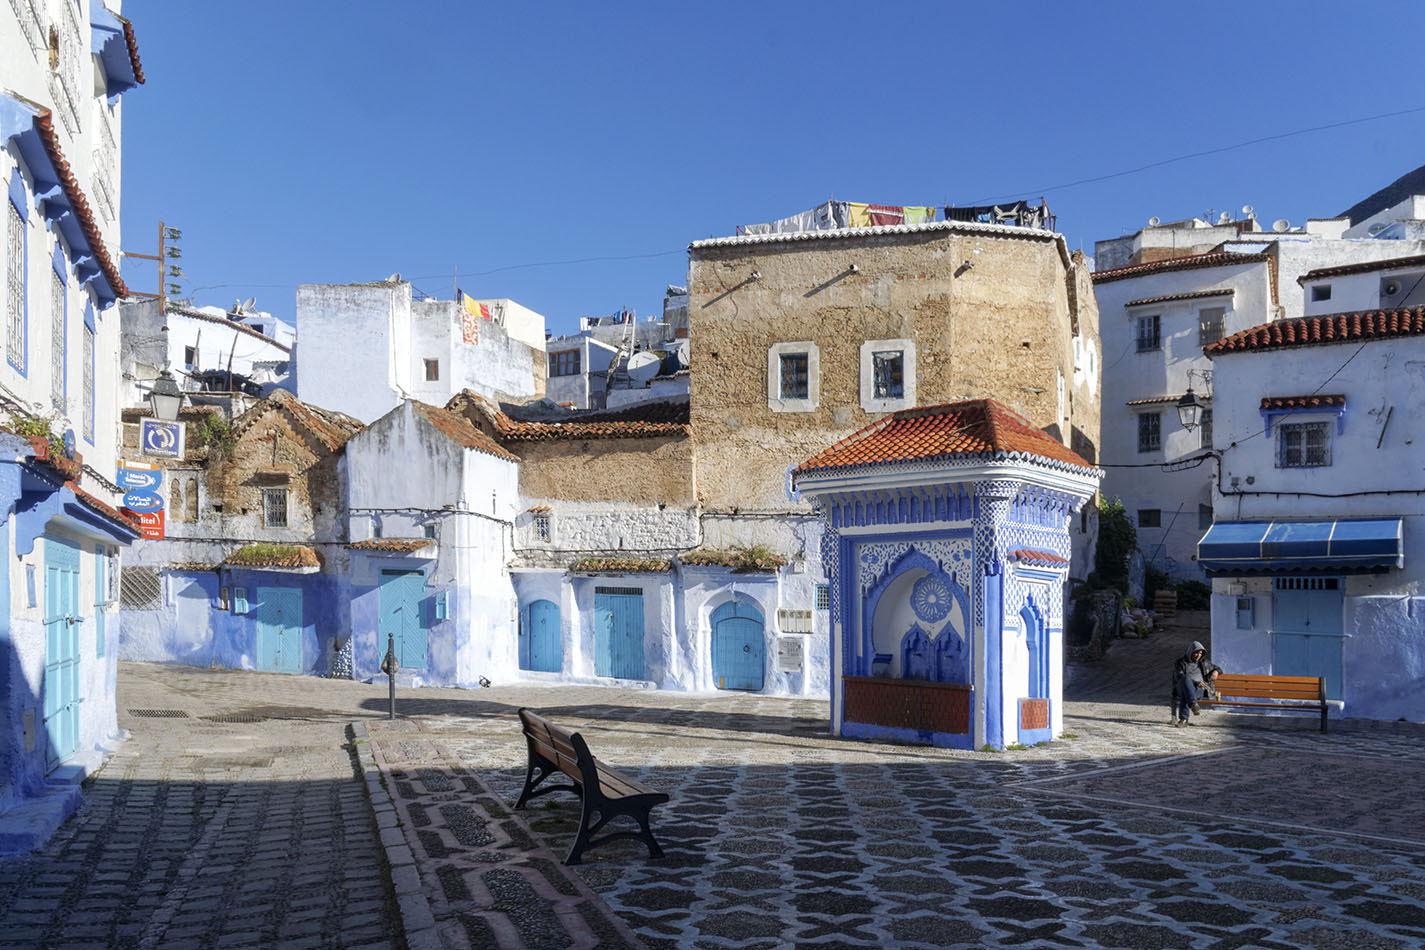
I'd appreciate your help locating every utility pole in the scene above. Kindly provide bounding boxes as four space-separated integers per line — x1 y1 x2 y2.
121 221 183 310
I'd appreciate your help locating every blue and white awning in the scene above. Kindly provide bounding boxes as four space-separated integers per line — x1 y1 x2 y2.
1197 519 1403 575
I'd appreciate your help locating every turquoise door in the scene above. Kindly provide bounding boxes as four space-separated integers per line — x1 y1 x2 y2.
594 587 644 680
44 536 81 769
379 570 427 669
712 601 765 691
520 599 561 672
94 545 107 658
1272 577 1343 699
256 587 303 674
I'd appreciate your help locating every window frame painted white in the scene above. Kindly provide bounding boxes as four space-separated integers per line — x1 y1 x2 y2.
767 340 820 412
859 338 916 413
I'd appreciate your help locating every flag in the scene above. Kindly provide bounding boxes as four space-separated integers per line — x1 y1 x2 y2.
459 290 480 344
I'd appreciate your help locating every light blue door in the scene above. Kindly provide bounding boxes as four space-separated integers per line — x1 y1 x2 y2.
520 599 562 672
1272 577 1343 699
44 536 81 769
594 587 644 680
94 545 107 658
256 587 303 674
379 570 427 669
711 601 765 690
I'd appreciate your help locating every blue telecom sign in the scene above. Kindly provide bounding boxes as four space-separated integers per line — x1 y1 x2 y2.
117 460 166 539
139 418 186 459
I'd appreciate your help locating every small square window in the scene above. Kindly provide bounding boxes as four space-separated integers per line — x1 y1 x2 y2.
185 345 197 369
424 358 439 381
262 488 288 528
1138 508 1161 528
423 523 437 540
1311 284 1331 302
1279 421 1330 468
533 514 551 542
371 518 383 539
1137 412 1161 453
1136 314 1160 352
551 350 581 376
779 354 809 400
1198 307 1225 346
872 351 904 399
1198 503 1213 530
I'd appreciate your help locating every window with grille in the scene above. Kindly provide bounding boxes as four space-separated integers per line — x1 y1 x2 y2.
1278 422 1329 468
779 353 809 399
533 514 551 542
82 323 94 442
815 583 830 610
550 350 581 376
1135 314 1160 352
1199 408 1213 449
120 567 162 610
423 358 439 381
6 198 23 373
872 351 904 399
1274 577 1339 590
50 268 64 406
1198 307 1225 346
262 488 288 528
1138 509 1161 527
1137 412 1161 452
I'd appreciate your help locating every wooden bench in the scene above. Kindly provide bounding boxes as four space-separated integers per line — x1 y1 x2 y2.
1197 673 1329 733
514 708 669 865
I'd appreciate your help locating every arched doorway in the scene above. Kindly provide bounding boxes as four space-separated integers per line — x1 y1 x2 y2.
711 600 765 691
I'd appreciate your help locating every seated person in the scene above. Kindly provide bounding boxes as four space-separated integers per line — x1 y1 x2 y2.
1172 640 1221 726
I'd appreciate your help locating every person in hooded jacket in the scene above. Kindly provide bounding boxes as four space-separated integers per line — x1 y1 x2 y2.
1172 640 1221 726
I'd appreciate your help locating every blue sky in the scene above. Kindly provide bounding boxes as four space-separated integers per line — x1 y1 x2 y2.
119 1 1425 338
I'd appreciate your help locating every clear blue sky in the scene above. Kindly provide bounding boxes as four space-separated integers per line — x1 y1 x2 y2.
118 1 1425 338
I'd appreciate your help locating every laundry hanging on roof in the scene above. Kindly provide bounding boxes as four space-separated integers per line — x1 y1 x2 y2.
866 204 906 226
741 200 847 235
459 290 490 344
902 206 935 225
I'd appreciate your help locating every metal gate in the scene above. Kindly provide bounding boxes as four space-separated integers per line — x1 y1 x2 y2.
256 587 303 674
379 570 427 669
594 587 644 680
711 600 765 691
520 599 562 672
43 536 81 769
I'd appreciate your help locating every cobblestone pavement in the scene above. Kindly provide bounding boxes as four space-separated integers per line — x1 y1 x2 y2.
0 664 405 950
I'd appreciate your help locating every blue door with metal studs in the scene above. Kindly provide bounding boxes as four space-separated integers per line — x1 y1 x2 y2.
520 599 562 672
256 587 303 674
379 570 427 669
44 536 82 769
711 600 765 691
594 587 645 680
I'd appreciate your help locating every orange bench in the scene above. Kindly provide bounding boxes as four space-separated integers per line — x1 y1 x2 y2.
1198 673 1328 733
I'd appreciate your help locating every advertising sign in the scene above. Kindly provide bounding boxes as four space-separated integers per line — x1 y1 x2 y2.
139 419 186 459
116 460 162 492
123 508 164 540
122 490 163 512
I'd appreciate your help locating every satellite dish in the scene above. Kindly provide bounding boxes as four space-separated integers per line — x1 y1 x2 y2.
242 297 256 312
1241 205 1254 216
673 340 690 367
1272 219 1291 233
1148 216 1161 227
626 351 661 385
1217 212 1232 224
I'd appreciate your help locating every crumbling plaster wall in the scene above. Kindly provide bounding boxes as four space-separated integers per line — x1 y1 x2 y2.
513 435 695 506
688 230 1099 513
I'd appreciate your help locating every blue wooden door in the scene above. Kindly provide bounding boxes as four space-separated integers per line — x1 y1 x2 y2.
43 536 81 769
711 601 765 690
594 588 644 680
520 599 562 672
379 570 427 669
256 587 303 674
1272 578 1343 699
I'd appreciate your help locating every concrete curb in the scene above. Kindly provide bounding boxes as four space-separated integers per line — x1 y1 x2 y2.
350 721 445 950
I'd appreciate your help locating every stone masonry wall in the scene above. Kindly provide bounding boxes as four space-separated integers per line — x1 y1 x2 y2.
514 435 695 506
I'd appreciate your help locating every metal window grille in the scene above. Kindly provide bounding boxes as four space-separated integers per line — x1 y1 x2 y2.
6 200 22 372
872 351 904 399
50 269 63 406
10 0 44 52
779 353 809 399
1199 408 1213 450
1278 422 1329 468
1198 307 1225 346
120 567 162 610
1274 577 1339 591
47 1 82 135
1135 314 1160 352
815 584 831 610
551 350 581 376
263 488 288 528
594 586 641 595
533 514 551 542
1137 412 1161 452
82 324 94 441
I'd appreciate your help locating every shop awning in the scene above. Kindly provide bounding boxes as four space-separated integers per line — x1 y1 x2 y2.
1197 519 1403 575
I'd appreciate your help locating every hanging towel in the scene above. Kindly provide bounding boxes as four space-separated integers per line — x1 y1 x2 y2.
847 203 871 227
867 204 905 226
903 206 934 225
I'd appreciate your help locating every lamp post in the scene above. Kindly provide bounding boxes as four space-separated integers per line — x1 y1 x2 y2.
148 368 184 421
1176 388 1204 432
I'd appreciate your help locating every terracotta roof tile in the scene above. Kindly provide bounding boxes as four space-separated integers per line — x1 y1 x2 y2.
1297 253 1425 284
1125 396 1184 407
119 16 146 84
411 402 519 461
1008 549 1069 567
230 390 363 452
33 112 126 298
1206 308 1425 356
795 398 1095 475
1260 394 1346 411
223 544 320 569
1123 289 1234 308
1092 251 1268 285
347 538 435 553
571 556 671 574
447 391 689 442
68 481 141 535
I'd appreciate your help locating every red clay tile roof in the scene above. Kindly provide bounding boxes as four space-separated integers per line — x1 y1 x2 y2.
347 538 435 553
223 544 320 569
231 390 363 452
1125 396 1184 407
795 399 1096 475
1206 308 1425 356
1297 254 1425 284
119 16 146 84
1092 251 1268 285
412 402 519 461
448 390 690 442
571 556 672 573
1260 394 1346 411
1008 549 1069 567
68 481 141 535
1123 289 1235 308
169 306 290 352
33 112 126 297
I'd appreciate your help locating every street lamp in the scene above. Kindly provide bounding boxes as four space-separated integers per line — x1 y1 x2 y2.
149 369 184 421
1176 388 1204 432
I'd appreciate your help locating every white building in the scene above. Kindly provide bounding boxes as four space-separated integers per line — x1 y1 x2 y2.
1199 307 1425 723
295 278 547 424
1 0 144 847
119 299 293 404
